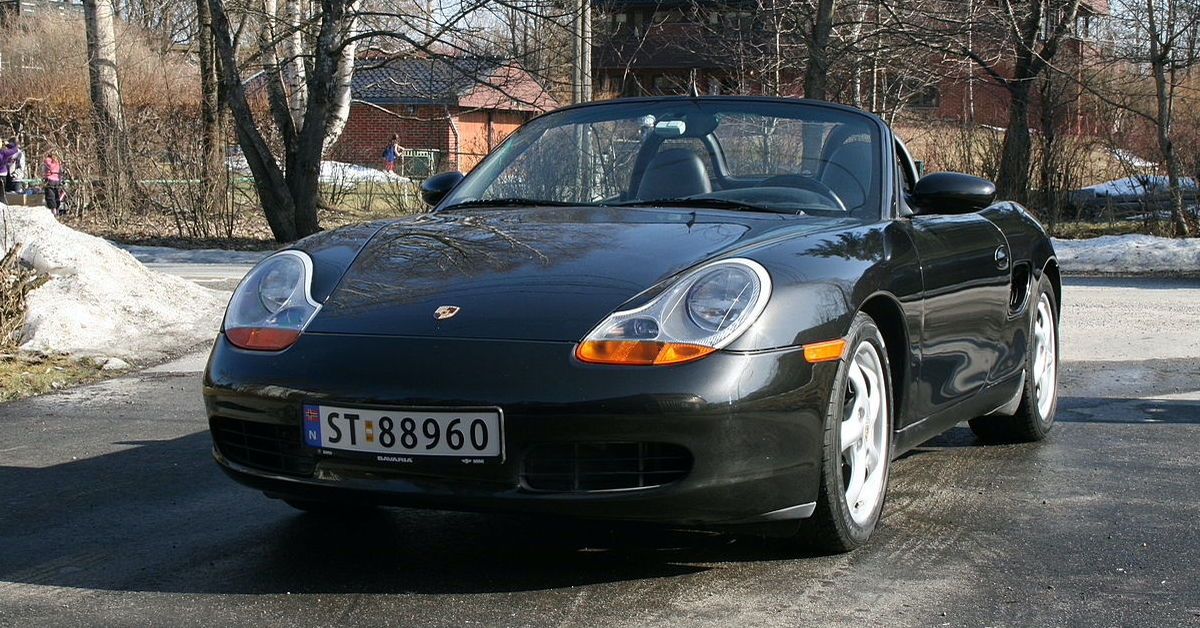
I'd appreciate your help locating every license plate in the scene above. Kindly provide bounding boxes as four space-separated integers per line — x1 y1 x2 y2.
303 404 504 462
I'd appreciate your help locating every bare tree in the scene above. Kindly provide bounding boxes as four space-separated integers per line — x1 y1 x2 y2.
1137 0 1200 235
196 0 225 202
1074 0 1200 235
887 0 1084 202
84 0 135 213
207 0 566 241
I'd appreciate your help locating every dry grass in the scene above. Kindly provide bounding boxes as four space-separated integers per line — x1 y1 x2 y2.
894 122 1130 188
1048 221 1151 239
0 14 197 111
0 352 106 402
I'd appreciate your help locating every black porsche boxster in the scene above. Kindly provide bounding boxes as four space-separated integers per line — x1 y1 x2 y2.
205 97 1059 552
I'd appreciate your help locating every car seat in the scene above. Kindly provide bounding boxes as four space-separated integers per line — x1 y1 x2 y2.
819 141 872 212
636 149 713 200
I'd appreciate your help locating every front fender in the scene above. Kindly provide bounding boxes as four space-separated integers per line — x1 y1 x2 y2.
286 221 392 302
725 221 922 352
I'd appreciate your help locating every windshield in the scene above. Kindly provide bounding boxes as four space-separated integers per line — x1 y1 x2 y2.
440 99 883 220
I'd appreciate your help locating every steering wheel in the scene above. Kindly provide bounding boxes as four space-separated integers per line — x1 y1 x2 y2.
760 175 848 213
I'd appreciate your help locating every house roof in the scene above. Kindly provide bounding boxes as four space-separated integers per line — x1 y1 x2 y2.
351 57 557 111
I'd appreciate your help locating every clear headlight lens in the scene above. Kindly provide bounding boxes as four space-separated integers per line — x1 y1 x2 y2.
576 258 771 366
686 266 760 332
258 261 303 313
224 250 321 351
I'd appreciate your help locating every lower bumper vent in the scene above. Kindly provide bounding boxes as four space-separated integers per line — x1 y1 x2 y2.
210 416 315 477
521 442 692 492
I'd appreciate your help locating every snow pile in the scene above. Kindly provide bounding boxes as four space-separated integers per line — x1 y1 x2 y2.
1081 176 1198 199
1054 235 1200 274
0 205 227 363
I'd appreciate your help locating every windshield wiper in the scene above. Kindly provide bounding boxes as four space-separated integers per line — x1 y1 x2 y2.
611 198 780 213
439 198 585 211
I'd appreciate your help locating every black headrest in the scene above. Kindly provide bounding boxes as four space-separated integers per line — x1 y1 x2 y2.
636 149 713 201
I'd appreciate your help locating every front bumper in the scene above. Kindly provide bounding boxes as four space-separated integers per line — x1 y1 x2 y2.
204 332 836 526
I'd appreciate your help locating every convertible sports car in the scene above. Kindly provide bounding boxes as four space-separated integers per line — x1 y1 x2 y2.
204 97 1059 552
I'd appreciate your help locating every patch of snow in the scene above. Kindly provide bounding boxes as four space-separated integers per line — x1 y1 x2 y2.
1082 176 1198 198
1054 235 1200 274
225 155 411 184
117 243 269 265
100 357 131 371
0 205 228 364
320 161 411 184
1110 149 1156 169
227 154 250 176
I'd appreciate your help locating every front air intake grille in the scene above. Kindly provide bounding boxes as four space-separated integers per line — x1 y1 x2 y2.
210 416 315 477
521 442 692 492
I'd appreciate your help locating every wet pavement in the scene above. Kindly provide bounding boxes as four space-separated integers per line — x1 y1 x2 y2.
1 277 1198 627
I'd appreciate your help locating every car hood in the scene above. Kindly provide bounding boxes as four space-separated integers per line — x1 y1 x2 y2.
305 206 843 341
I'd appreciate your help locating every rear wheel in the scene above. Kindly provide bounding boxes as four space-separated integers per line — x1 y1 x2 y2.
800 313 893 553
969 275 1059 442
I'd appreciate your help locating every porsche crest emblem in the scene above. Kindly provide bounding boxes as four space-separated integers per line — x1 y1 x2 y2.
434 305 461 320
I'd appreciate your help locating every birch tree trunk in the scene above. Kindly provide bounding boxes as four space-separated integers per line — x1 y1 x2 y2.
282 0 309 129
323 0 362 152
83 0 132 213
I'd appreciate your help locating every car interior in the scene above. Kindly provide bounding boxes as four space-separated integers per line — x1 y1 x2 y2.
626 113 874 218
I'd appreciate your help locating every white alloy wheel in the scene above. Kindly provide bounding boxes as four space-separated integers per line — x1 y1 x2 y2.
840 340 890 526
1032 293 1057 420
967 274 1059 443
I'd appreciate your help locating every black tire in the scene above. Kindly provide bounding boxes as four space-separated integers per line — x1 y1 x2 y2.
969 275 1059 443
799 312 894 553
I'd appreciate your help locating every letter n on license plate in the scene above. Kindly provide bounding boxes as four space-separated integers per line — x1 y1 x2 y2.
303 404 504 463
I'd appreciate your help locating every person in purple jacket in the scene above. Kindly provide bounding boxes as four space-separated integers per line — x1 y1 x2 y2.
0 140 24 193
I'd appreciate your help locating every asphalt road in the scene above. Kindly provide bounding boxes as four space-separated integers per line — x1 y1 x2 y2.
1 277 1199 627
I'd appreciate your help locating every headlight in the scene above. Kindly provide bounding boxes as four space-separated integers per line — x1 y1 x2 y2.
224 250 321 351
576 258 771 365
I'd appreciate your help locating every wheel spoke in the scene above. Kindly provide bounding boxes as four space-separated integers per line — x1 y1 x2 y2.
844 444 867 509
841 414 864 451
847 362 866 398
1032 342 1045 381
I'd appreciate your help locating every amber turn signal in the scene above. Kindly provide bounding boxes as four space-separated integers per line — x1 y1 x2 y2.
226 327 302 351
576 340 715 366
803 339 847 363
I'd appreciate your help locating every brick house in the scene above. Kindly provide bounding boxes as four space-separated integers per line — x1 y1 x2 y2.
328 57 558 174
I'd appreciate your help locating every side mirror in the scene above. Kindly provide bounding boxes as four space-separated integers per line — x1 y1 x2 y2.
420 171 464 207
911 172 996 215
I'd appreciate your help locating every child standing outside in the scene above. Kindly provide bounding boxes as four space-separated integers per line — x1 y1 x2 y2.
0 140 23 192
382 134 402 175
42 152 64 215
